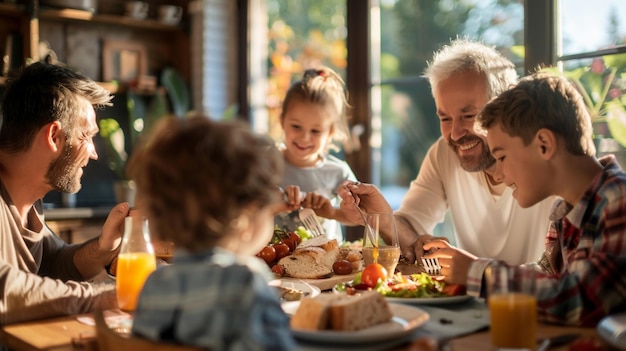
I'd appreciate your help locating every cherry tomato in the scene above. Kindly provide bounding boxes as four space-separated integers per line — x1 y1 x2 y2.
569 337 603 351
273 243 290 260
288 232 302 246
332 260 353 275
271 264 285 277
361 263 388 288
258 245 276 265
442 284 466 296
282 238 297 252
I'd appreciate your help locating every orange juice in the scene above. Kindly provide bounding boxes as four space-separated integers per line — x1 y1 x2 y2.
363 246 401 275
489 293 537 349
116 252 157 311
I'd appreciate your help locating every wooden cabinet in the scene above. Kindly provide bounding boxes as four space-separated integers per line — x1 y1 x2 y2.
0 0 191 87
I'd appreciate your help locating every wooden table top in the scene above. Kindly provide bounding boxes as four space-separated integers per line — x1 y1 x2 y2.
0 313 97 351
0 311 610 351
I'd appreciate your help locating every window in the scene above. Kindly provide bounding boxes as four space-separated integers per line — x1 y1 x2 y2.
265 0 347 141
557 0 626 165
373 0 524 213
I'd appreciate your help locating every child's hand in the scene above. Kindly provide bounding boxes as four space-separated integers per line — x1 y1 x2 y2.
301 192 336 219
277 185 304 213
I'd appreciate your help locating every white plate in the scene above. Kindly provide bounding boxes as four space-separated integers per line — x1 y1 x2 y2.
291 303 429 344
332 286 473 305
385 294 473 305
279 279 321 315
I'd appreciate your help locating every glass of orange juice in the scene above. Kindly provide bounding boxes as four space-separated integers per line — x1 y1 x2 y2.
116 216 156 312
486 265 537 350
362 212 401 276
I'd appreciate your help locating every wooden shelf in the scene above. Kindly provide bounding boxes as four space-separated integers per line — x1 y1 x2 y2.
40 8 182 31
0 3 24 16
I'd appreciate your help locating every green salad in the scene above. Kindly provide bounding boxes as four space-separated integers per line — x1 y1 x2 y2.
335 272 450 298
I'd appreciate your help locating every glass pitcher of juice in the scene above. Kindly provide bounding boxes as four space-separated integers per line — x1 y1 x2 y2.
116 216 156 312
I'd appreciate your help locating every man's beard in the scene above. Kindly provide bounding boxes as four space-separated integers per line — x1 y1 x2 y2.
46 143 81 194
448 136 496 172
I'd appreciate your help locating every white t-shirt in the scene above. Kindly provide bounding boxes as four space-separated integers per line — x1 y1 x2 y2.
396 137 555 265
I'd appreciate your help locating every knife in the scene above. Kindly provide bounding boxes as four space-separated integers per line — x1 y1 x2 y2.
536 333 581 350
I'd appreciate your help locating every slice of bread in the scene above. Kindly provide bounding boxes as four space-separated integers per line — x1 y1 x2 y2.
278 235 340 279
329 291 393 331
297 235 338 251
290 291 392 332
289 293 341 330
279 253 334 279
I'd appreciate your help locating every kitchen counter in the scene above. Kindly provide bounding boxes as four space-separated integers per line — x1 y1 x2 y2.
44 207 113 243
44 206 113 221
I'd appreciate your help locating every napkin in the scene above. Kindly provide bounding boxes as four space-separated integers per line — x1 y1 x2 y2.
418 298 490 339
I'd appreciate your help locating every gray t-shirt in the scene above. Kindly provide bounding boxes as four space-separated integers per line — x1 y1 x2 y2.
276 154 357 242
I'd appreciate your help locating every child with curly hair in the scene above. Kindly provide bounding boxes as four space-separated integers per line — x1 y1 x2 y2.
128 116 295 350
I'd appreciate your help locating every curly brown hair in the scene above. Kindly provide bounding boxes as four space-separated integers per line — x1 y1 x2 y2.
127 115 284 252
479 71 595 157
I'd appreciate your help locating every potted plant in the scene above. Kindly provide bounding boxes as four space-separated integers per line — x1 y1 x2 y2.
99 87 174 205
549 55 626 162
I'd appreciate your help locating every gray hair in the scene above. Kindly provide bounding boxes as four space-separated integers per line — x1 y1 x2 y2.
423 38 518 99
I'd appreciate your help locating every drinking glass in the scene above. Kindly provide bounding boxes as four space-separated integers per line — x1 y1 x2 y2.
361 212 401 276
116 216 156 312
486 265 537 350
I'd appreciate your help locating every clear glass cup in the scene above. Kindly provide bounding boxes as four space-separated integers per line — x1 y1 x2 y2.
361 212 401 276
116 216 156 312
486 265 537 350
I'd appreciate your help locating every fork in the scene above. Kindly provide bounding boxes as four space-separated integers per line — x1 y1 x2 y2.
421 257 442 276
298 208 325 237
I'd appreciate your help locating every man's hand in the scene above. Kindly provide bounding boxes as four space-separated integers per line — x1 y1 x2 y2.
402 234 449 263
74 202 130 279
99 202 131 253
337 181 393 225
423 240 477 286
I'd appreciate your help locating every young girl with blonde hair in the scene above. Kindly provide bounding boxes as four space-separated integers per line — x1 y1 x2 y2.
276 66 358 242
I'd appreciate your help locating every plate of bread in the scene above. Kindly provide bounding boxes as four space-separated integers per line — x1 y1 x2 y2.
290 290 429 344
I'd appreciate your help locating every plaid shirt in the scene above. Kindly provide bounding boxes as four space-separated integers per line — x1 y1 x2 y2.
468 155 626 326
132 248 296 351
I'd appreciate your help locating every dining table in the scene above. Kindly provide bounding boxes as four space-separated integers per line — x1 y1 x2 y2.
0 307 610 351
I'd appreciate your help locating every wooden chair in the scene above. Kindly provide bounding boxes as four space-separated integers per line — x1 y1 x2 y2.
94 310 206 351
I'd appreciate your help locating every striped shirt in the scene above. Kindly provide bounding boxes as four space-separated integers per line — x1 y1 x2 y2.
468 155 626 326
132 248 296 350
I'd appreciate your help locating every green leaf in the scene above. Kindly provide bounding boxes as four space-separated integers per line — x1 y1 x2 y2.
98 118 128 179
607 103 626 148
161 67 190 118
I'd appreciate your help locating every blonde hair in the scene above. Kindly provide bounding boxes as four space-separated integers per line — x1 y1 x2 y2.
127 115 284 252
281 66 352 152
479 71 595 156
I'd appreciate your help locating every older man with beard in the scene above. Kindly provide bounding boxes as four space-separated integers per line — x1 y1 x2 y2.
0 62 129 325
339 39 555 271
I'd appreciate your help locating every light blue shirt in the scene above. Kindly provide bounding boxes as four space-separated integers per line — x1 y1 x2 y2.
132 248 296 351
